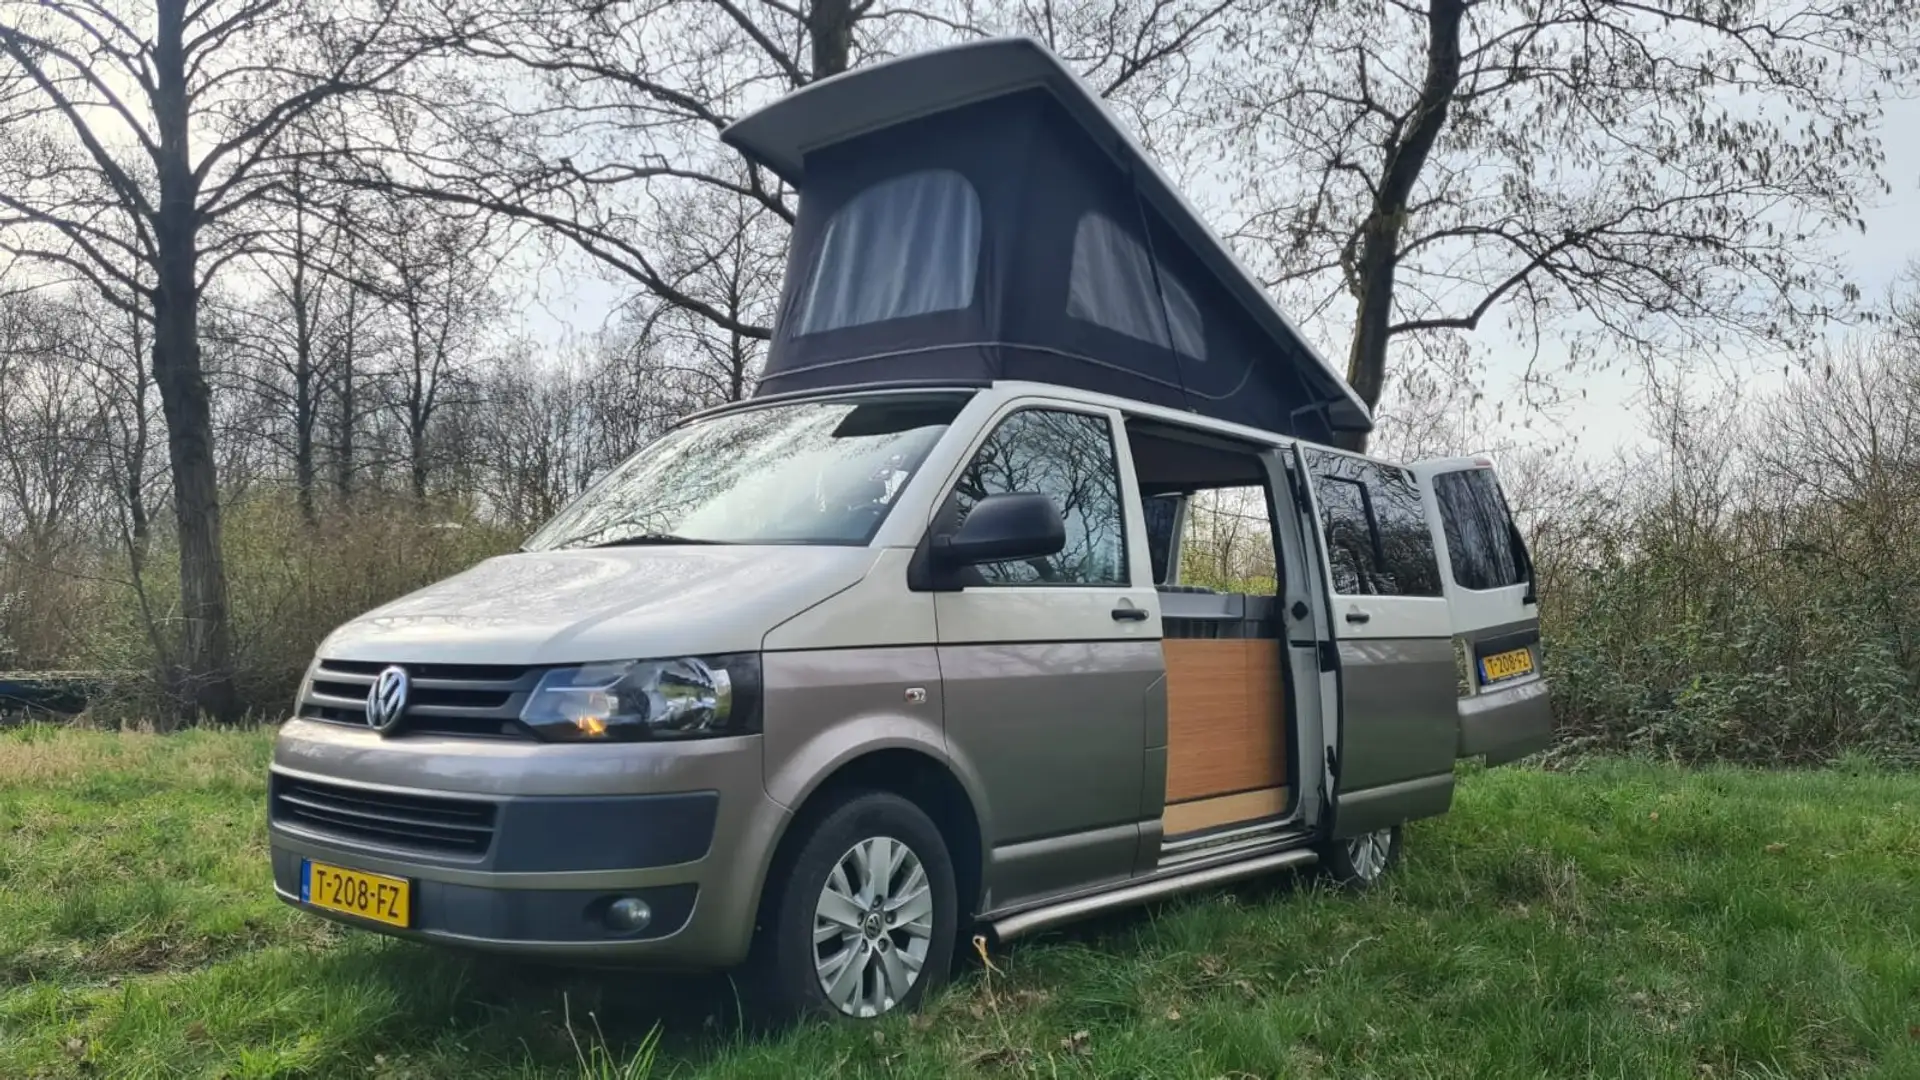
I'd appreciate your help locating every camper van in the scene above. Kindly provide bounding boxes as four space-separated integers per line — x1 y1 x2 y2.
267 38 1551 1020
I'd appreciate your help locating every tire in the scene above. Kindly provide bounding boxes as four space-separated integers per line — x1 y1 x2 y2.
747 790 958 1021
1315 824 1402 891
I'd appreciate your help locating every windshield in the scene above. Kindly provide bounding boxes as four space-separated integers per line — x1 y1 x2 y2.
525 396 967 550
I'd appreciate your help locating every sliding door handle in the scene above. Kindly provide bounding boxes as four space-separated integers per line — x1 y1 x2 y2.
1344 610 1371 625
1111 607 1149 622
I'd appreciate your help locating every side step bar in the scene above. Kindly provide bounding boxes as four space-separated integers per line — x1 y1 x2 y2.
989 847 1318 943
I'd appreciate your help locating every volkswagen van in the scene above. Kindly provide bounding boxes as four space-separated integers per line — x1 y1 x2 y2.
267 37 1552 1020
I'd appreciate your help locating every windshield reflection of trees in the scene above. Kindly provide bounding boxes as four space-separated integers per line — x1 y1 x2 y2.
527 403 947 548
951 410 1125 585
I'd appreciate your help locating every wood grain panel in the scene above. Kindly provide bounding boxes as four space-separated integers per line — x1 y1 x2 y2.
1163 639 1287 804
1162 786 1290 835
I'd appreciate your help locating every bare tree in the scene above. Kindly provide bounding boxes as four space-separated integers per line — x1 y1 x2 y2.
480 346 597 529
218 165 356 524
0 293 103 555
364 195 502 502
0 0 435 718
349 0 1271 416
1228 0 1919 449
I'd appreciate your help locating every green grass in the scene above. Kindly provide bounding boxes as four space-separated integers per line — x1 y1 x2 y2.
2 727 1917 1078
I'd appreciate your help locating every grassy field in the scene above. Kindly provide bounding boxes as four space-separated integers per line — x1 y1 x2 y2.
1 727 1916 1079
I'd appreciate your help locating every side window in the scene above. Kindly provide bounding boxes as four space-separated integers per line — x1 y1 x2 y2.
1367 464 1442 597
793 169 981 334
1142 493 1182 584
1066 213 1205 360
1306 452 1441 597
947 409 1127 586
1311 473 1373 595
1433 468 1526 590
1179 487 1277 593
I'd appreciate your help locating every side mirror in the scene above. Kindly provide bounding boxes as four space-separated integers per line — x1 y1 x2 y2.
934 492 1066 567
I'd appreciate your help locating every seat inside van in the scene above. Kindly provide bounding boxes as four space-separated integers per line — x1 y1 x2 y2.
1129 422 1292 839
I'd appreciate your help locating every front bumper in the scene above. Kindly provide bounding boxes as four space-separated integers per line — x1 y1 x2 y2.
268 718 789 969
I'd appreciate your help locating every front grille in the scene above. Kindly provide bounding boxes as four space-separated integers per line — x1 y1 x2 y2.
298 659 540 739
272 775 497 856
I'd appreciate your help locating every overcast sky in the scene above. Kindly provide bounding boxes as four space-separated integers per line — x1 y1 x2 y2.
1474 94 1920 462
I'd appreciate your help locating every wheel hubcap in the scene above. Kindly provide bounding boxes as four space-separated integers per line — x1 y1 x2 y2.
813 835 935 1017
1346 828 1392 881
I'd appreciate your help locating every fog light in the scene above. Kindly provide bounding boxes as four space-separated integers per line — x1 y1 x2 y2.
605 896 652 932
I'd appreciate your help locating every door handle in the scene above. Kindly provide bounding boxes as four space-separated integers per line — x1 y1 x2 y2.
1344 610 1371 625
1111 607 1149 622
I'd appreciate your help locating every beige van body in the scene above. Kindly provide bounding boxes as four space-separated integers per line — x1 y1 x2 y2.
269 380 1551 1017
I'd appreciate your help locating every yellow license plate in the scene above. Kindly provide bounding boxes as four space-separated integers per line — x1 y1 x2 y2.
1479 647 1535 684
302 860 411 928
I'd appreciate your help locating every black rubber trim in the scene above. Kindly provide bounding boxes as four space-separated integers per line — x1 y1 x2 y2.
1473 626 1540 660
491 792 720 872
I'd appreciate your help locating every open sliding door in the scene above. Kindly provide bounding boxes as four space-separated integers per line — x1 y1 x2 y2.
1294 445 1457 839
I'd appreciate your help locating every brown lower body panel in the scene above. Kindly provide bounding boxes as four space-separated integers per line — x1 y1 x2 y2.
1162 786 1290 834
1161 638 1289 836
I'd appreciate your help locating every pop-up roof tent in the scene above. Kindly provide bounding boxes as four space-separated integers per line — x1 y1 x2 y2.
719 36 1371 443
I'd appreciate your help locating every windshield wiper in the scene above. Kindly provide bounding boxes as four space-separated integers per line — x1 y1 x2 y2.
585 533 729 548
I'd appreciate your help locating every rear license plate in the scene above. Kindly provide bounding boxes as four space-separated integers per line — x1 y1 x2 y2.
1479 647 1535 684
301 859 411 928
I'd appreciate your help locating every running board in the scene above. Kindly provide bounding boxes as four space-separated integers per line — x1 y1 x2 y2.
989 847 1318 943
1158 824 1310 872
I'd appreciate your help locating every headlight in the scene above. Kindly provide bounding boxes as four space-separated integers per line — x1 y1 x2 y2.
520 654 762 741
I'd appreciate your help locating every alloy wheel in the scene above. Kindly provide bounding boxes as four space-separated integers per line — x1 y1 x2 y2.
1345 828 1393 882
812 835 937 1017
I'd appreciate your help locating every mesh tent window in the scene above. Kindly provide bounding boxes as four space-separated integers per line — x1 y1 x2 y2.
1066 212 1205 360
794 169 983 335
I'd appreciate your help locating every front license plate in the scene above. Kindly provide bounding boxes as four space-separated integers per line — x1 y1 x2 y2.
301 859 411 928
1479 647 1535 684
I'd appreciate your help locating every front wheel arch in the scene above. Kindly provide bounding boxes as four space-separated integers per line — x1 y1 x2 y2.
763 747 986 924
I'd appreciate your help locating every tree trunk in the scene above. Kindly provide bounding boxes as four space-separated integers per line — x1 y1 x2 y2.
729 331 747 401
806 0 854 79
126 312 152 548
410 427 429 502
154 0 238 724
336 285 356 502
1338 0 1466 452
408 350 429 504
291 182 319 525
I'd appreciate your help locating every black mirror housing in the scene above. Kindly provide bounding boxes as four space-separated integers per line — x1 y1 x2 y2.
933 492 1066 567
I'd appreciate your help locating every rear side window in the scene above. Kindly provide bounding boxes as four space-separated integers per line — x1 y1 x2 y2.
1367 464 1442 597
1433 468 1526 590
1306 452 1441 598
1312 473 1374 595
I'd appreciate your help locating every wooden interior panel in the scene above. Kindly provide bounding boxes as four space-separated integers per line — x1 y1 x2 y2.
1162 786 1290 835
1163 639 1288 804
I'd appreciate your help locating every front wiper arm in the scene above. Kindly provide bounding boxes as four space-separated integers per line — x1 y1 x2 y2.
586 533 728 548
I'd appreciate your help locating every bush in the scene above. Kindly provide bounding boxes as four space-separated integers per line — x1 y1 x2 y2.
57 492 522 721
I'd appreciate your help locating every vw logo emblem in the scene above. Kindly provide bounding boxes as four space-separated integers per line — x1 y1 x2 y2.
366 665 410 733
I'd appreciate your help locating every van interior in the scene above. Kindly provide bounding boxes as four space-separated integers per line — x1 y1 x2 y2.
1127 421 1295 843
